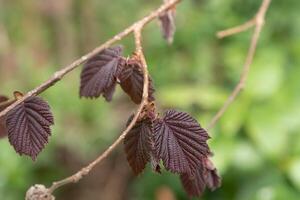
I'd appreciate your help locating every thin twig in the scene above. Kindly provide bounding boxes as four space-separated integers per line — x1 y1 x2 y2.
0 0 181 119
207 0 271 130
48 89 147 193
216 18 256 39
47 4 162 196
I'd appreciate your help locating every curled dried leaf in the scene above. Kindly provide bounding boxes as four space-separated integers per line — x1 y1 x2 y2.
80 46 124 101
159 0 176 44
6 96 54 160
119 58 155 104
153 110 211 175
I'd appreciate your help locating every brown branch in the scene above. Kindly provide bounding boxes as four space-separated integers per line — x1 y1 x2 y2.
0 0 181 119
16 0 271 198
207 0 271 130
47 23 151 195
20 1 181 199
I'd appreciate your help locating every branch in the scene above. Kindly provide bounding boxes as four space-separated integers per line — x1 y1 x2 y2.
25 1 180 199
0 0 181 119
47 24 151 195
207 0 271 130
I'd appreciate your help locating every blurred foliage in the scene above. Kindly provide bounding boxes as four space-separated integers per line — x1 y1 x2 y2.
1 0 300 199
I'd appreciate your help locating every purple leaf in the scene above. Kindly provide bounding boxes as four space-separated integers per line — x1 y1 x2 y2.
119 59 155 104
0 96 14 138
124 117 154 175
204 158 221 190
180 158 221 197
0 95 9 103
0 120 6 138
153 110 211 175
80 46 124 101
180 165 206 197
6 96 54 160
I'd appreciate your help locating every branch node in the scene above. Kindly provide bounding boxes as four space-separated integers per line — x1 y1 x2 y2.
81 56 88 61
53 72 61 79
255 15 265 26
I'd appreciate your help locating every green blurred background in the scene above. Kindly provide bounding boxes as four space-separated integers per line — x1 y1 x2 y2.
1 0 300 199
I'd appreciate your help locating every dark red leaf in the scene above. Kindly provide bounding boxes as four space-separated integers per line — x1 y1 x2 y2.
0 95 9 102
0 96 15 138
205 168 221 190
124 117 154 175
180 165 206 197
119 59 155 104
159 1 176 44
0 119 7 138
180 158 221 197
153 110 211 175
80 46 124 101
6 96 54 160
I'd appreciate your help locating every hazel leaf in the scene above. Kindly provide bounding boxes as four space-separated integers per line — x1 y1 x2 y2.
180 165 206 197
80 46 124 101
180 158 221 197
119 59 155 104
204 158 221 190
0 95 15 138
124 117 154 175
153 110 211 175
6 96 54 160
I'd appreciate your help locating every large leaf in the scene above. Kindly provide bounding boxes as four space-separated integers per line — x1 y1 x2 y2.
119 59 155 104
153 110 210 175
180 158 221 197
80 46 123 101
124 117 154 175
6 96 54 160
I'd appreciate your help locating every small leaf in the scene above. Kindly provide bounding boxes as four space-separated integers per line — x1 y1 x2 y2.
159 0 176 44
6 96 54 160
119 58 155 104
0 95 9 102
0 95 10 112
124 116 154 175
204 158 221 190
153 110 211 175
80 46 124 101
180 158 221 197
0 96 15 138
